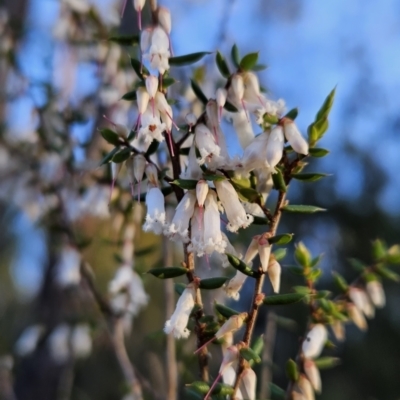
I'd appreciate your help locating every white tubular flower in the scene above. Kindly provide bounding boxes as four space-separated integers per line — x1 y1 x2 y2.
181 145 203 180
297 374 315 400
194 123 221 165
133 0 146 30
232 109 255 149
240 367 257 400
216 88 227 121
282 119 309 155
137 87 150 119
165 190 196 243
145 75 158 114
268 257 282 293
55 245 81 287
255 167 274 200
144 27 170 74
243 236 261 265
48 324 70 364
304 359 321 394
145 163 159 186
224 271 248 300
143 185 165 235
203 191 227 254
196 180 209 208
349 287 375 318
215 180 253 232
216 313 247 339
133 154 146 183
138 107 166 144
71 324 92 359
258 236 271 273
347 303 367 331
188 206 205 257
157 6 171 34
331 320 345 342
366 280 385 308
222 365 237 386
230 74 246 114
302 324 328 359
15 325 44 357
266 126 284 169
240 131 269 172
140 28 152 54
164 285 195 339
243 71 261 104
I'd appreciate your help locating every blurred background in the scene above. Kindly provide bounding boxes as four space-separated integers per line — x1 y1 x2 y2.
0 0 400 399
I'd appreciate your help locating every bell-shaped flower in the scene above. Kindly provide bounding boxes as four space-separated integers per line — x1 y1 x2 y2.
185 113 197 131
140 27 152 54
203 191 227 254
282 119 309 155
48 324 70 364
136 87 150 128
145 75 158 115
194 124 223 166
164 284 195 339
244 236 261 265
165 190 196 243
239 367 257 400
224 270 248 300
181 144 203 180
304 359 321 394
331 320 345 342
240 131 270 172
206 100 229 160
138 107 166 144
349 287 374 318
133 0 146 30
110 162 123 202
196 180 209 208
216 88 227 121
71 324 92 359
143 184 165 234
243 71 262 106
157 6 171 34
215 180 254 232
302 324 328 359
258 235 271 273
268 256 282 293
230 74 248 119
266 126 284 169
145 163 159 186
347 303 367 331
144 26 170 74
188 206 205 257
366 280 385 308
296 374 315 400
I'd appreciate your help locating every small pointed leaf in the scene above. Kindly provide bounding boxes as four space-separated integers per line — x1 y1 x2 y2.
108 34 139 46
121 90 137 101
147 267 187 279
272 169 287 192
231 44 240 67
100 128 121 146
216 51 231 78
199 277 229 290
100 147 120 165
169 51 211 66
263 293 308 306
239 52 259 71
171 179 198 189
130 58 149 80
240 347 261 364
190 79 208 105
214 303 240 319
286 359 299 381
314 357 341 369
292 173 329 182
281 205 326 213
268 233 293 245
112 148 132 163
226 253 256 277
309 147 330 157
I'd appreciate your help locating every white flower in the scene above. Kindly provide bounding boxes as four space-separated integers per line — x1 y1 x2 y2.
194 124 222 165
331 320 345 342
157 6 171 34
302 324 328 359
145 75 159 116
137 87 150 120
71 324 92 359
133 0 146 30
185 113 197 130
224 271 248 300
243 71 262 105
347 303 367 331
164 285 195 339
196 180 209 208
48 324 70 364
230 74 245 111
296 374 315 400
232 109 255 149
188 206 205 257
243 235 261 265
138 107 166 144
134 154 146 184
143 27 170 74
145 163 159 186
165 191 196 243
215 180 253 232
143 185 165 235
55 245 81 287
282 119 309 155
258 236 271 273
304 359 321 394
254 98 286 125
203 191 227 254
181 145 203 180
15 325 43 357
268 257 282 293
216 88 227 121
140 28 152 54
239 367 257 400
349 287 375 318
366 280 385 308
240 131 270 172
266 126 284 169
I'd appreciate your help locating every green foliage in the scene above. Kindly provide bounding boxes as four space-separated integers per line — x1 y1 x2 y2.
169 52 212 66
226 253 257 277
147 267 187 279
263 293 308 306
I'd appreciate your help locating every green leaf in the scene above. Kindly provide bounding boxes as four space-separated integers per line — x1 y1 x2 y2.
291 173 329 182
224 100 238 112
112 147 132 163
214 303 239 319
273 248 287 261
251 215 270 225
372 239 387 261
231 44 240 67
99 147 120 165
286 359 299 381
263 293 308 306
226 253 256 277
332 271 349 292
170 179 198 189
121 90 137 101
147 267 187 279
293 286 312 295
295 242 311 267
186 382 209 395
314 357 341 369
199 277 228 290
202 174 226 182
284 108 298 121
239 52 259 71
135 245 158 257
216 51 231 78
348 258 367 272
108 34 139 46
308 118 329 147
210 383 234 396
190 79 208 105
100 128 121 146
308 268 322 282
251 335 264 356
240 347 261 364
130 58 149 80
272 169 287 192
311 254 324 267
251 63 268 71
232 185 261 203
161 77 177 89
146 140 160 156
288 266 305 276
376 266 400 282
315 87 336 121
315 290 331 299
174 282 186 296
269 383 286 399
179 146 191 156
169 51 211 66
268 233 293 245
309 147 330 157
281 205 326 213
386 245 400 264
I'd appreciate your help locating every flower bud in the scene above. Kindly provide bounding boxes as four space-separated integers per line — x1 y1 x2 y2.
231 74 244 101
304 359 321 393
240 367 257 400
266 126 284 169
133 0 146 30
282 119 309 155
143 185 165 234
347 303 367 331
133 154 146 183
196 180 208 208
366 280 385 308
145 75 158 98
349 287 375 318
145 163 159 186
185 113 197 130
140 28 152 53
137 87 150 115
297 374 315 400
268 257 281 293
157 6 171 34
215 313 247 339
331 320 345 342
206 100 220 132
258 236 271 273
243 236 260 265
302 324 327 359
224 271 248 300
216 88 227 121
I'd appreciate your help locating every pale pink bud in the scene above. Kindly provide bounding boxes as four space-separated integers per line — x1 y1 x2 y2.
282 119 309 155
243 236 260 265
145 75 158 98
304 359 321 393
224 271 248 300
231 74 244 101
133 0 146 30
302 324 327 359
243 72 261 101
140 28 152 53
215 180 253 232
157 6 171 34
137 87 150 115
241 131 269 172
266 126 284 169
366 280 385 308
297 374 315 400
216 88 227 121
185 113 197 130
222 365 236 386
215 313 247 339
268 258 281 293
110 162 123 202
194 123 221 164
164 284 195 339
240 367 257 400
203 191 226 254
349 287 374 318
258 236 271 273
133 154 146 183
145 163 158 186
143 185 165 234
347 303 367 331
331 320 345 342
196 180 209 208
